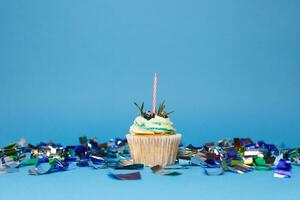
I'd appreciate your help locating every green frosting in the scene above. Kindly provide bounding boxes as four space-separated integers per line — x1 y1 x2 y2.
129 115 176 134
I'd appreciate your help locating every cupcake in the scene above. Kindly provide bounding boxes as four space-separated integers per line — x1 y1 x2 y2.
126 76 181 166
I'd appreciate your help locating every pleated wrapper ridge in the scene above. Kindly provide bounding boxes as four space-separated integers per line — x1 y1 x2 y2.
126 134 181 166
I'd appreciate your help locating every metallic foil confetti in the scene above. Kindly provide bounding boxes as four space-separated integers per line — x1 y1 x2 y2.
190 155 208 166
204 167 224 176
274 159 292 178
28 158 68 175
151 165 181 176
228 164 253 174
164 166 190 170
108 172 141 180
1 136 300 179
115 163 144 170
178 138 299 177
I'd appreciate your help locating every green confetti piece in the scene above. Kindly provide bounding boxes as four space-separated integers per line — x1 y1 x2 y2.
22 158 38 166
230 160 244 166
255 166 272 171
254 156 266 166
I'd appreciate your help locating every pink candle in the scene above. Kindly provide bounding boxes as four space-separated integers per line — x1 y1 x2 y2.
152 73 157 113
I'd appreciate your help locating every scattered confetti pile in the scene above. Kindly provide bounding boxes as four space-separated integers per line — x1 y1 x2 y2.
0 137 299 179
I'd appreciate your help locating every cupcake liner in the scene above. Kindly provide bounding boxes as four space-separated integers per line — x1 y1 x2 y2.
126 134 181 167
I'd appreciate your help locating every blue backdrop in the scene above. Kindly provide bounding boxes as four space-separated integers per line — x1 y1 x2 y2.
1 0 300 147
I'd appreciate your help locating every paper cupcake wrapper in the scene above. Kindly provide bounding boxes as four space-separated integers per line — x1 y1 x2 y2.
126 134 181 167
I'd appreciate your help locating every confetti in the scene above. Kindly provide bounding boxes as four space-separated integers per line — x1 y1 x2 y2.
108 172 141 180
0 137 299 179
151 165 181 176
115 163 144 170
274 159 291 178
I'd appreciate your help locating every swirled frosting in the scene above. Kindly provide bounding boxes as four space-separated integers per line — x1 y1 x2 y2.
129 115 176 134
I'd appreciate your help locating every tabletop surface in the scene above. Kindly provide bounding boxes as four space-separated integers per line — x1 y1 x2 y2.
1 164 299 200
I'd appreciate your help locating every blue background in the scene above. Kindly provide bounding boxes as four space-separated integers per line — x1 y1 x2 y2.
1 0 299 147
0 1 300 200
